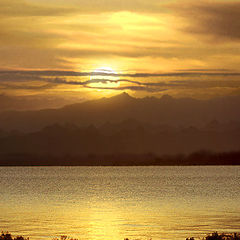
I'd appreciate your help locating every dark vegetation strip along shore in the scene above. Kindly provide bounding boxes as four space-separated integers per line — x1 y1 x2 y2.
1 232 240 240
0 150 240 166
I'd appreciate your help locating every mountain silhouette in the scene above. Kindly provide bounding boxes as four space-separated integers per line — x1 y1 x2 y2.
0 120 239 158
0 93 240 132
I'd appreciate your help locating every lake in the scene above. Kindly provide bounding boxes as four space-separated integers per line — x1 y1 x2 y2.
0 166 240 240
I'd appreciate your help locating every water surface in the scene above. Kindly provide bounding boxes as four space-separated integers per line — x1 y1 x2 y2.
0 166 240 240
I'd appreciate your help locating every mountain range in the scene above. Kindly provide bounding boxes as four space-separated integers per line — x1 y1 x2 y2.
0 92 240 132
0 92 240 165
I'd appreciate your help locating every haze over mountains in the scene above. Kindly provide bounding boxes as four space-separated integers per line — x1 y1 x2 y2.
0 93 240 164
0 118 240 156
0 94 83 112
0 92 240 132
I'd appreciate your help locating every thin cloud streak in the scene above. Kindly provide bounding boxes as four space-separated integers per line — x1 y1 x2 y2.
51 78 240 88
85 85 167 92
1 70 240 78
0 83 56 90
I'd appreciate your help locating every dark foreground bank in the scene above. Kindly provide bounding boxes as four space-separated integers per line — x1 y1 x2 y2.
1 232 240 240
0 150 240 166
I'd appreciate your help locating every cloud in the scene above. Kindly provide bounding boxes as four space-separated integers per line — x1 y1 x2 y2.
1 0 240 70
86 85 166 92
177 68 233 72
1 0 240 74
50 77 173 89
0 83 55 91
42 75 240 92
0 0 77 17
0 0 166 18
172 1 240 42
1 70 240 93
1 70 240 79
51 77 240 89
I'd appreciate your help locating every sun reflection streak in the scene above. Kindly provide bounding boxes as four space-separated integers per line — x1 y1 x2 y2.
88 205 123 240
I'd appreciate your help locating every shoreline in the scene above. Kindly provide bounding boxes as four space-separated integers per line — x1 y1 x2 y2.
1 232 240 240
1 150 240 166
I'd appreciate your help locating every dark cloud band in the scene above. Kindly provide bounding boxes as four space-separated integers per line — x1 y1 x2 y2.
0 70 240 93
1 70 240 78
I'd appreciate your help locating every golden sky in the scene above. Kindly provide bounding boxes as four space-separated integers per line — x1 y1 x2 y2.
0 0 240 101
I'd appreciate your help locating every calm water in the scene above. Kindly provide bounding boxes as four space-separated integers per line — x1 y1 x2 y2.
0 166 240 240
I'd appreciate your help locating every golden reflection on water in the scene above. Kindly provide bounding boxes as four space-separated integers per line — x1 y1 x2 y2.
0 166 240 240
88 205 122 240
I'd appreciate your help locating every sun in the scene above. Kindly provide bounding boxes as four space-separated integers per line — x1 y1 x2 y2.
89 67 120 89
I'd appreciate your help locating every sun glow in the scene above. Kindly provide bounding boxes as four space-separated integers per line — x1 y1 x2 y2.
89 67 120 89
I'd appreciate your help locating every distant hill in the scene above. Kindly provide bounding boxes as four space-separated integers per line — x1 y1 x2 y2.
0 120 239 157
0 92 240 132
